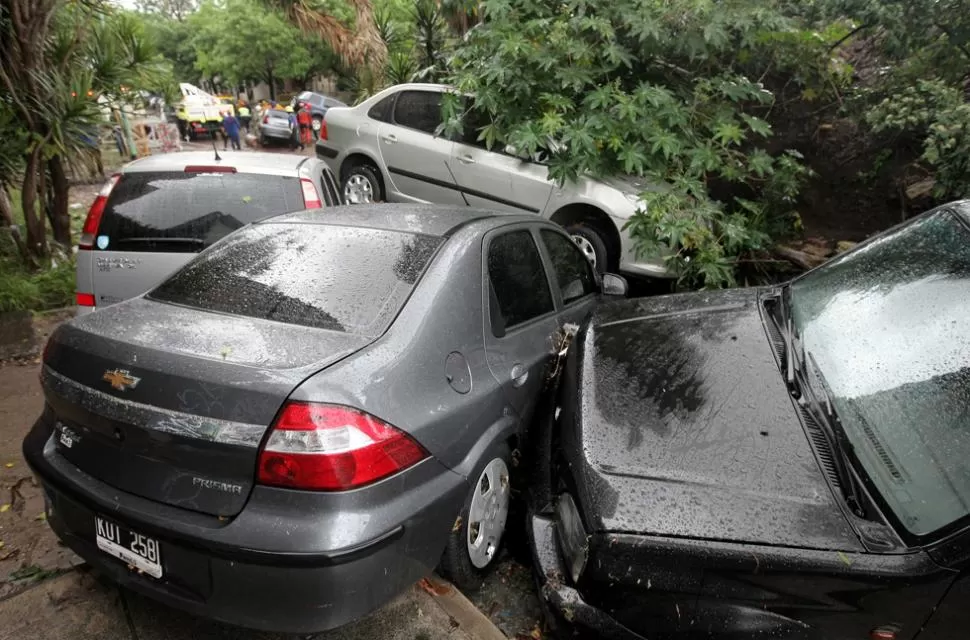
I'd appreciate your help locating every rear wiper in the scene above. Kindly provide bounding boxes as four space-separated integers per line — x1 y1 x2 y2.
115 237 206 247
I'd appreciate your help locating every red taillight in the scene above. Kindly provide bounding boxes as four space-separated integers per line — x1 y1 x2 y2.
79 174 120 250
870 627 899 640
184 165 236 173
75 292 96 307
320 119 328 141
257 403 428 491
300 178 322 209
263 115 269 124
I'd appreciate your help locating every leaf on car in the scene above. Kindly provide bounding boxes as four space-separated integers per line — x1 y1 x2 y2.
0 504 10 513
837 551 853 566
241 195 252 203
4 463 13 468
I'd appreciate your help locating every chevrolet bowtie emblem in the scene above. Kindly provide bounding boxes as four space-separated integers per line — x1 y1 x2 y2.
102 369 140 392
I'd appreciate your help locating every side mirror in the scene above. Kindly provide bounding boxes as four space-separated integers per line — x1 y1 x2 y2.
602 273 628 297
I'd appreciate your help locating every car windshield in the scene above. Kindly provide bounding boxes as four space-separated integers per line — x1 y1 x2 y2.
789 207 970 537
149 223 442 336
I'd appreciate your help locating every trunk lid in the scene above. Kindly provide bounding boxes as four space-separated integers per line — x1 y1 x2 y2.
42 298 373 517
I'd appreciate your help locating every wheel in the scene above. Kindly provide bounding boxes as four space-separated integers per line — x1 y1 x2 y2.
439 443 512 591
311 116 322 132
566 223 609 273
259 133 269 147
341 164 384 204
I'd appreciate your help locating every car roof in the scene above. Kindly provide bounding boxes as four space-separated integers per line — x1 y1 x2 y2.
121 151 313 176
268 204 546 237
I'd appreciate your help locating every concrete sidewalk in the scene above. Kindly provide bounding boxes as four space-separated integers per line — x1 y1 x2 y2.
0 569 507 640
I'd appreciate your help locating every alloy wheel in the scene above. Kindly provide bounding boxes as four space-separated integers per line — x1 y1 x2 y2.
343 174 374 204
466 458 510 569
571 234 598 268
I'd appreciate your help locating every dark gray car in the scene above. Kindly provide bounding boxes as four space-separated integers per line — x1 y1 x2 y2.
24 205 626 634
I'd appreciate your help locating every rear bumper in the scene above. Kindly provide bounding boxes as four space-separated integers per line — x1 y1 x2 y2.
25 418 466 633
528 512 645 640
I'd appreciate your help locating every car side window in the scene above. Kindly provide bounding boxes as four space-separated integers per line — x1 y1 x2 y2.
488 230 554 335
310 94 325 107
368 95 396 122
540 230 598 304
393 90 443 135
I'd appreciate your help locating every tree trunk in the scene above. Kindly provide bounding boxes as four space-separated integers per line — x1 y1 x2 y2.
21 147 48 263
267 66 276 102
48 155 71 247
0 185 27 263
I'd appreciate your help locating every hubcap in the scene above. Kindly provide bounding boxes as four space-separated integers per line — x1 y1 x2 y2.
343 174 374 204
312 118 321 131
466 458 510 569
572 234 597 268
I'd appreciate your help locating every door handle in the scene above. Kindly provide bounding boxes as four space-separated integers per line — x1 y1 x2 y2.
510 364 529 388
381 134 398 144
458 154 475 164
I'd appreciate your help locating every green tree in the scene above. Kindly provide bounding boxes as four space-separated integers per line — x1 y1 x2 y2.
1 0 172 262
141 12 199 83
190 0 321 99
447 0 839 287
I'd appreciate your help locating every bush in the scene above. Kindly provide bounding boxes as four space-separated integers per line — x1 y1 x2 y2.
0 258 75 313
446 0 842 288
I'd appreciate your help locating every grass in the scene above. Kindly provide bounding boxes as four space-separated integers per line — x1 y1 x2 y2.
1 188 76 314
0 256 75 313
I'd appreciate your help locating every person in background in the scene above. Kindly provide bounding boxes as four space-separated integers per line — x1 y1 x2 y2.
287 108 299 151
238 102 251 134
297 103 313 151
222 110 241 150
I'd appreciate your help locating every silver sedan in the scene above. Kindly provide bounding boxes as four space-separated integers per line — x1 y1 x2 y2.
315 83 671 279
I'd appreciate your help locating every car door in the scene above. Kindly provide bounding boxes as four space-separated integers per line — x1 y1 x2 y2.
449 109 554 214
483 226 560 424
377 89 464 205
537 227 601 328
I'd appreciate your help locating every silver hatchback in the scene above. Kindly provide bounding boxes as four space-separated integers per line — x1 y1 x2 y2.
76 151 341 313
316 83 670 278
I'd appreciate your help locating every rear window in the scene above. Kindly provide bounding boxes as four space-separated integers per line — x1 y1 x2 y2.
97 171 305 253
149 223 442 335
268 109 290 118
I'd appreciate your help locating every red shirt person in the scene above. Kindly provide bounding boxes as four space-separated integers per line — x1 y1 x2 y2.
296 104 313 149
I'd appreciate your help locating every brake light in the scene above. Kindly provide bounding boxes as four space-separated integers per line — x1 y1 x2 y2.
184 165 236 173
76 292 96 307
79 174 120 250
257 403 428 491
263 115 269 124
320 119 328 141
300 178 322 209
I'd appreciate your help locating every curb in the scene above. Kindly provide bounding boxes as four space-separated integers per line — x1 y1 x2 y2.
421 575 508 640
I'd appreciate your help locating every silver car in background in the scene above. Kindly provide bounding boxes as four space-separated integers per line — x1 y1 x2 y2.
76 151 341 313
316 82 669 278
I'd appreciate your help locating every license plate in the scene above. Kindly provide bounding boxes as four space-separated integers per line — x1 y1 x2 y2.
95 516 163 579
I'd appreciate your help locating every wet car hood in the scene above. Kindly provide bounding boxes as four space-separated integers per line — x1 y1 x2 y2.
572 288 863 551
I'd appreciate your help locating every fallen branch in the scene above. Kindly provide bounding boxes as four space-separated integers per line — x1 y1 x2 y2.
773 245 827 271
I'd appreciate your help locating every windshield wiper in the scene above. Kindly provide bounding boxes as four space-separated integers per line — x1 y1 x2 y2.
773 290 867 519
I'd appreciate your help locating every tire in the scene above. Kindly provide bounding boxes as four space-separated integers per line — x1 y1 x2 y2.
566 223 609 273
439 442 512 591
259 133 269 147
341 163 384 204
312 116 323 132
